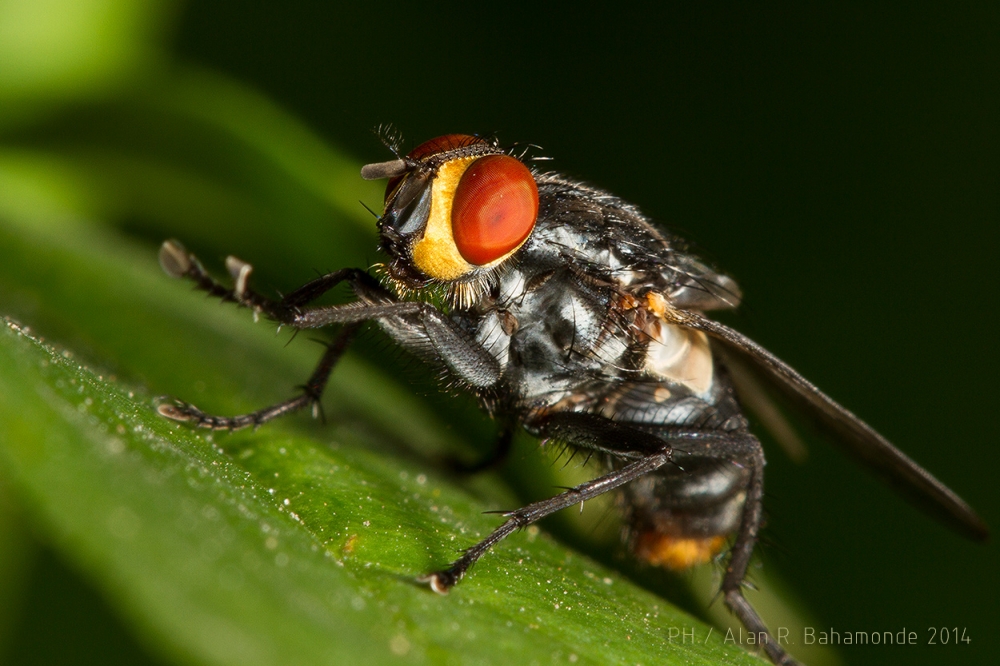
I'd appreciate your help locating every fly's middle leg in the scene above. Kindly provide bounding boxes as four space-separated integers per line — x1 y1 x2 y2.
420 450 672 592
157 322 361 430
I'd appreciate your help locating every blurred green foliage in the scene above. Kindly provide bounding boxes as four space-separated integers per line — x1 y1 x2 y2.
0 1 995 665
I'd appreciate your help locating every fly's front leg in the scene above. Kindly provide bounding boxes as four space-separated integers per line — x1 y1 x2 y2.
291 300 502 388
157 240 500 429
157 239 385 430
158 240 385 324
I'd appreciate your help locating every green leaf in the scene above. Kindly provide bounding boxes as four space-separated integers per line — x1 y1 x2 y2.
0 298 761 666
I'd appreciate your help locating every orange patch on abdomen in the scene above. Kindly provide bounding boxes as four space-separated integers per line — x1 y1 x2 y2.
635 532 727 571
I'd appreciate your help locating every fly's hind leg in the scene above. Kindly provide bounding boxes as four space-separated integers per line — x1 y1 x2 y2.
720 445 800 666
662 426 799 666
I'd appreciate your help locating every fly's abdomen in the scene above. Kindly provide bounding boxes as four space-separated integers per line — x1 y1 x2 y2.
620 457 749 570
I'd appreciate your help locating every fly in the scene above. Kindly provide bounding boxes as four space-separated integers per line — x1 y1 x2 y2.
156 132 988 666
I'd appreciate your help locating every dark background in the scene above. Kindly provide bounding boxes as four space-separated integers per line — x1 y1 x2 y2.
7 3 997 665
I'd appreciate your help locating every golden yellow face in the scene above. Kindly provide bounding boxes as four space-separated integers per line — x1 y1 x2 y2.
371 134 539 284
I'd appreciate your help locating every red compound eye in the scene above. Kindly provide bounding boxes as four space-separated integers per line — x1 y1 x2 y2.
452 155 539 266
408 134 485 160
385 134 487 202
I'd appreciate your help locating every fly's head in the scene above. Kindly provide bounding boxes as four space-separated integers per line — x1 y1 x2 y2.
362 134 539 306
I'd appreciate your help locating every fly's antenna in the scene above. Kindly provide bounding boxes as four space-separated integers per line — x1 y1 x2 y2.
360 159 408 181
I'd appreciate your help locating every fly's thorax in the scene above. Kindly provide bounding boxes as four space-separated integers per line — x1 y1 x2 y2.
472 261 639 409
468 265 728 421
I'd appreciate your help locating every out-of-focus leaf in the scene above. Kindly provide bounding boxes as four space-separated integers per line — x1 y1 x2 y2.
0 484 33 658
1 74 384 288
0 0 173 119
164 69 380 233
